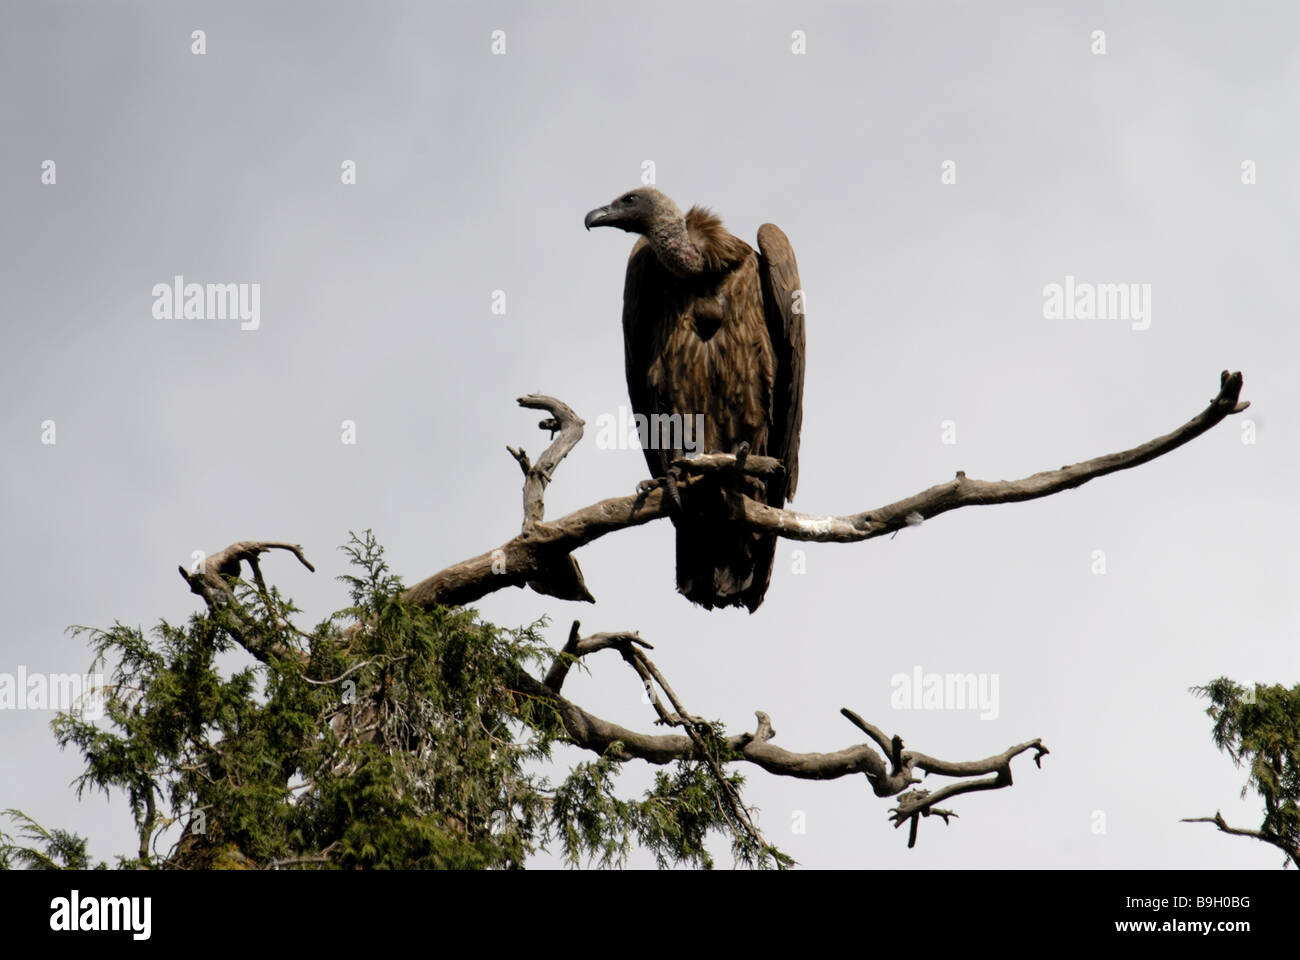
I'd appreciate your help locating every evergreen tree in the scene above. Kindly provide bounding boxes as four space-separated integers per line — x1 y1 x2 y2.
1 533 787 870
1186 678 1300 868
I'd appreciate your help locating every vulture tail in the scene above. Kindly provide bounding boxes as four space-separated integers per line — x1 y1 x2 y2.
673 483 777 612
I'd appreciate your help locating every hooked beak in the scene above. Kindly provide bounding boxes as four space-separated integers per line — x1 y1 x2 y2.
584 205 612 231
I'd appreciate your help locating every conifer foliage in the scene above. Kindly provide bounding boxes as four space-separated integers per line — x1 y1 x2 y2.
1 533 787 869
1187 678 1300 868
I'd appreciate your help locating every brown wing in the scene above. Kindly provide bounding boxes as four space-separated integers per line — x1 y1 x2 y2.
622 238 673 481
756 223 805 504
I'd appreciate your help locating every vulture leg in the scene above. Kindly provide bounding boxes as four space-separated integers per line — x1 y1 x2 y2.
728 442 768 497
636 466 685 514
663 465 684 513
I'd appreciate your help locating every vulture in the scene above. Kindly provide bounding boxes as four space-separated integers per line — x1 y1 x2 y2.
584 187 806 612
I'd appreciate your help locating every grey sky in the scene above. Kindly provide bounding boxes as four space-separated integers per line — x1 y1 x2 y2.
2 1 1296 868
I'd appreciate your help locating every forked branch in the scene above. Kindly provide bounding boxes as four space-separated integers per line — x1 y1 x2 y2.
178 368 1246 853
406 370 1248 609
521 622 1048 848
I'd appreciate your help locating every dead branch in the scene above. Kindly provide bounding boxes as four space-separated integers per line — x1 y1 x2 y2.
405 370 1248 609
514 622 1047 848
177 540 315 660
1181 811 1300 867
176 547 1049 849
542 621 651 693
173 368 1249 853
508 394 593 603
538 620 772 853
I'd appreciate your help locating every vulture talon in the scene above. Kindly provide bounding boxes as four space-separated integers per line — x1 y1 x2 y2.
663 466 685 515
635 470 685 516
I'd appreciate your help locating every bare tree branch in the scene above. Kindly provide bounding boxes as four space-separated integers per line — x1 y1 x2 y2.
508 395 594 603
512 631 1047 848
406 370 1248 609
177 540 315 660
179 544 1045 848
175 369 1248 853
1181 811 1300 867
542 620 651 694
539 621 774 854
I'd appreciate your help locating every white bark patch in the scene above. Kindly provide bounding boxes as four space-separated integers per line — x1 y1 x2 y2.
791 515 836 536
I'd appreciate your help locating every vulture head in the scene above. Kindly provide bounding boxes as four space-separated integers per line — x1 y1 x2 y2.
585 187 707 276
583 187 676 234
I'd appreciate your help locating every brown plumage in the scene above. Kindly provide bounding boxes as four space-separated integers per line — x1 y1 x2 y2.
585 187 806 611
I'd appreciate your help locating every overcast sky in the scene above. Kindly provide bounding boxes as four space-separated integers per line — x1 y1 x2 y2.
2 1 1297 869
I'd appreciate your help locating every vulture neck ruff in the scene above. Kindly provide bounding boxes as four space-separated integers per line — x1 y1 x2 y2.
647 214 704 277
645 205 749 278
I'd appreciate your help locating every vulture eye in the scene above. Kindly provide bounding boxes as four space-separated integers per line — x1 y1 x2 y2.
622 196 634 204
